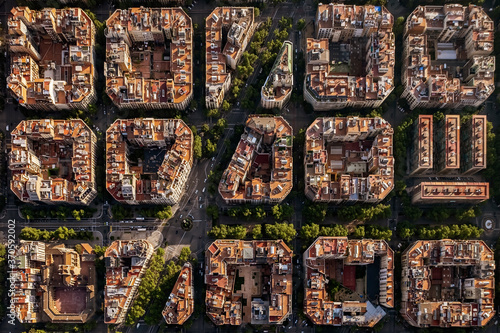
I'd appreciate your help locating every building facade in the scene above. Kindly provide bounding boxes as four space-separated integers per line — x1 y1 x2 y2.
461 115 486 175
205 7 254 109
409 114 487 178
305 117 394 203
261 41 293 109
410 181 489 204
9 119 97 205
106 118 193 205
205 240 292 325
104 240 154 324
105 8 193 110
219 116 293 204
304 4 395 111
401 5 495 109
304 237 394 327
409 115 434 176
7 7 97 111
435 115 460 175
162 262 194 325
12 241 96 323
401 240 495 327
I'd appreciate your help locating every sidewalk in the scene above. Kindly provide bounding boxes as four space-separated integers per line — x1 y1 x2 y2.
109 229 163 249
62 231 104 247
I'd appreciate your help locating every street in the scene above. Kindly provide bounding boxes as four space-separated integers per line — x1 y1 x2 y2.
0 0 500 333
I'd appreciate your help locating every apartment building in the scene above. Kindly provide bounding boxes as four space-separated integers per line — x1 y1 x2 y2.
9 119 97 205
106 118 193 205
12 241 96 324
104 240 154 324
205 240 293 325
304 4 395 111
402 5 495 110
303 237 394 327
7 7 96 111
261 41 293 109
435 115 460 175
162 262 194 325
401 240 495 327
461 115 486 175
219 116 293 204
409 115 433 176
410 114 487 177
410 181 489 204
105 7 193 110
304 117 394 204
205 7 254 109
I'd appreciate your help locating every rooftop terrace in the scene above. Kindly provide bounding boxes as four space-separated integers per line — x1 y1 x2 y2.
305 117 394 203
9 119 97 205
304 237 394 327
401 240 495 327
104 240 154 324
7 7 96 110
106 118 193 205
219 116 293 204
205 239 292 325
105 7 192 110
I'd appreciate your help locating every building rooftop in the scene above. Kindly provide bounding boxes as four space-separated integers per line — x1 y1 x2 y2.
261 41 293 103
205 240 293 325
411 114 487 177
9 119 97 205
162 262 194 325
12 241 96 324
403 5 495 109
317 4 393 31
205 7 254 107
306 5 395 109
401 240 495 327
413 182 489 202
7 7 96 110
105 8 192 109
104 240 154 324
304 237 394 327
469 115 486 169
219 116 293 204
304 117 394 203
105 118 193 205
415 115 433 170
443 115 460 170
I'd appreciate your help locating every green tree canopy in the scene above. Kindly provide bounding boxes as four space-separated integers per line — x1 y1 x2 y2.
155 206 172 220
297 18 306 30
206 205 219 220
271 204 294 221
208 225 248 239
252 225 263 239
204 139 217 157
178 247 191 263
193 135 202 159
264 223 296 243
300 223 320 241
397 221 416 240
303 203 327 224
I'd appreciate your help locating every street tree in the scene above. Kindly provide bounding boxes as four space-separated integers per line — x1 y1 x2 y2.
297 18 306 31
178 247 191 263
264 223 296 243
193 135 202 159
300 223 320 241
252 225 262 239
303 203 327 223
